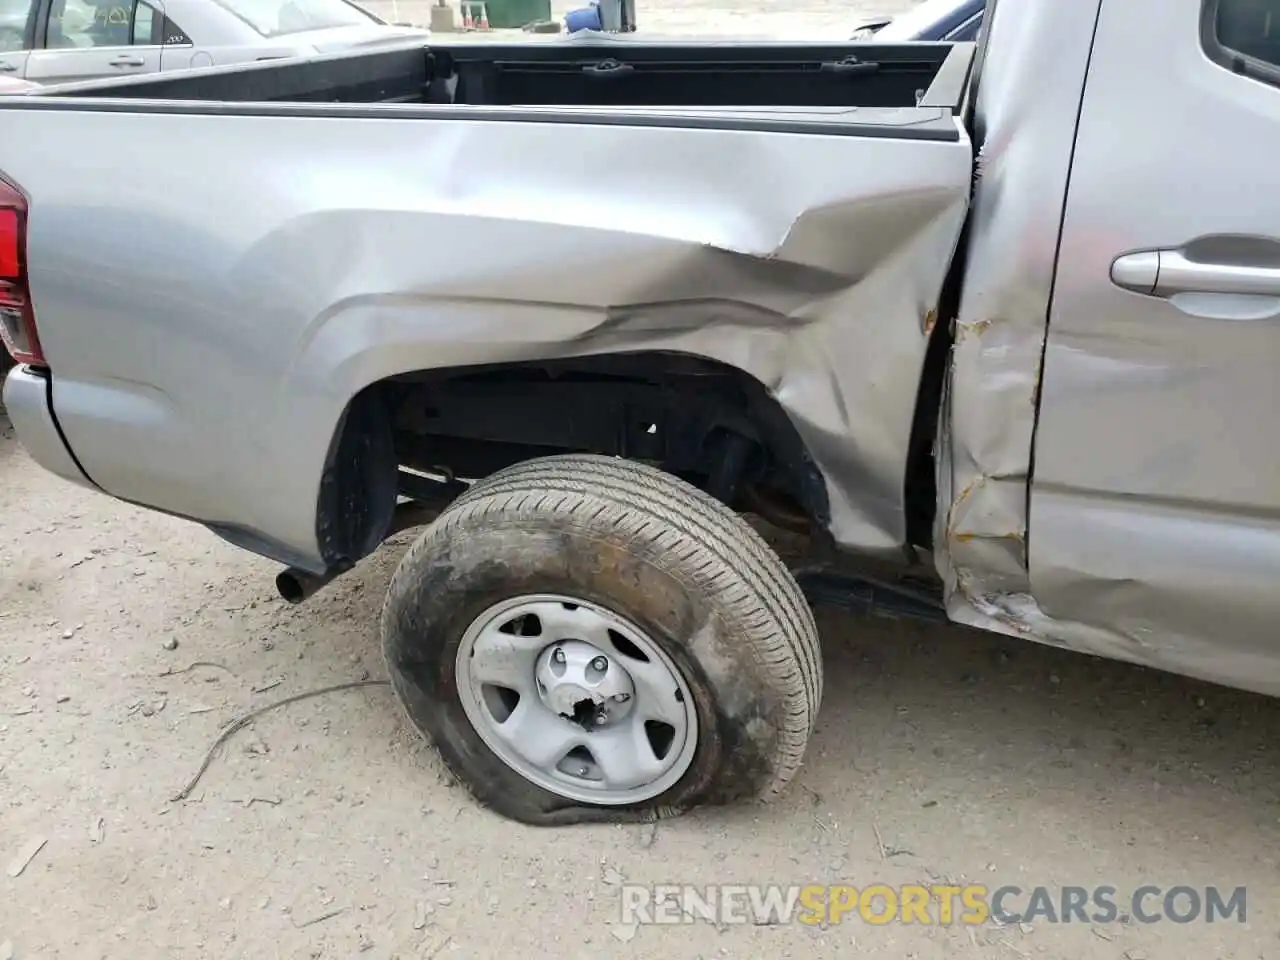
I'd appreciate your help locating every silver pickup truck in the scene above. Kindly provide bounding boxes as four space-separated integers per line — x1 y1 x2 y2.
3 0 1279 826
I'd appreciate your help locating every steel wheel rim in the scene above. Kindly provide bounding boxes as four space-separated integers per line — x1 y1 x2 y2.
454 593 698 805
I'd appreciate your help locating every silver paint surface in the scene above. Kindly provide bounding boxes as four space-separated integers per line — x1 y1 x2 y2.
1 366 94 490
1025 0 1280 694
937 0 1280 697
0 104 970 566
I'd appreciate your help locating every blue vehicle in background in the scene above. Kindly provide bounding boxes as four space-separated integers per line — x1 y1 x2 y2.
852 0 984 41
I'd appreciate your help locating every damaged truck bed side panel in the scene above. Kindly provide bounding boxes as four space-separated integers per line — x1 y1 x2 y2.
0 105 971 568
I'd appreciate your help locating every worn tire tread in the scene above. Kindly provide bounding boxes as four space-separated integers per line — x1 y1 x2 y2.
423 455 823 799
453 457 822 711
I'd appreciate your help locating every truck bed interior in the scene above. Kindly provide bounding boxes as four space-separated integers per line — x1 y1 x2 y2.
21 39 975 115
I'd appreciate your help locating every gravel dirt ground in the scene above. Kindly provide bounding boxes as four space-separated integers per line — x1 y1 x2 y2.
4 3 1280 956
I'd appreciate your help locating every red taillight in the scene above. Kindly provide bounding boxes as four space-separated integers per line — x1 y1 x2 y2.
0 176 43 367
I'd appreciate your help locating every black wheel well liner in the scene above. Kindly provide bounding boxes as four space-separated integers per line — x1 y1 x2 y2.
314 352 833 567
314 383 399 570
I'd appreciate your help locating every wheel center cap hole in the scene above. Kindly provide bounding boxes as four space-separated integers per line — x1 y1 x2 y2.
534 639 637 728
568 697 600 731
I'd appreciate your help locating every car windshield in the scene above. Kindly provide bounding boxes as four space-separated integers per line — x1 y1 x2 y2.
212 0 380 37
872 0 970 40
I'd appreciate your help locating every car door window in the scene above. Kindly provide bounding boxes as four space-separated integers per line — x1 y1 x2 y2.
130 0 151 41
46 0 173 47
48 0 123 47
1 0 36 51
160 12 189 43
128 0 188 43
1205 0 1280 79
211 0 377 37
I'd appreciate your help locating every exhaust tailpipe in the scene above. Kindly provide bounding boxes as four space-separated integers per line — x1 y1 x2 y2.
274 495 451 604
275 566 340 604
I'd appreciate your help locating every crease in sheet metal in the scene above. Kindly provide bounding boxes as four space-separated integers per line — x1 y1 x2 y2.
935 0 1108 624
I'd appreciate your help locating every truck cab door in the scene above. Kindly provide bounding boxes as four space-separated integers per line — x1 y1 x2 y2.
25 0 164 83
1028 0 1280 685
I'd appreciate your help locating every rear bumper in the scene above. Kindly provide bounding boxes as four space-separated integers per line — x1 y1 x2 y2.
2 366 95 489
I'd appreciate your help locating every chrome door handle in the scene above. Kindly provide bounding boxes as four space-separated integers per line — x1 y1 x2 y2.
108 55 146 67
1112 247 1280 297
0 61 17 73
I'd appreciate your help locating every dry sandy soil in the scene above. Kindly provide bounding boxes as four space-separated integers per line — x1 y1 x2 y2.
4 3 1280 956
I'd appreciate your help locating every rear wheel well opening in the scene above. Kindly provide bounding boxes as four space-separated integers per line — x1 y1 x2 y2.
313 383 399 571
315 353 831 566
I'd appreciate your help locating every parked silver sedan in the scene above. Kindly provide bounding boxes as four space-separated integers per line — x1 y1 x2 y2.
0 0 426 84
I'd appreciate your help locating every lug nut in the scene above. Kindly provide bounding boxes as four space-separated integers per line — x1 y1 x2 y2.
552 647 566 663
613 692 631 703
578 765 590 776
595 712 608 725
591 656 608 671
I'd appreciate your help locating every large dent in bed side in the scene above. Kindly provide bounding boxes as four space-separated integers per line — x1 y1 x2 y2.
0 107 971 568
265 117 972 558
934 0 1104 630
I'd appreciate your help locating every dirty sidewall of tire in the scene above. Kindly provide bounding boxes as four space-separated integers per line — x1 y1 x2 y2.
381 513 790 826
